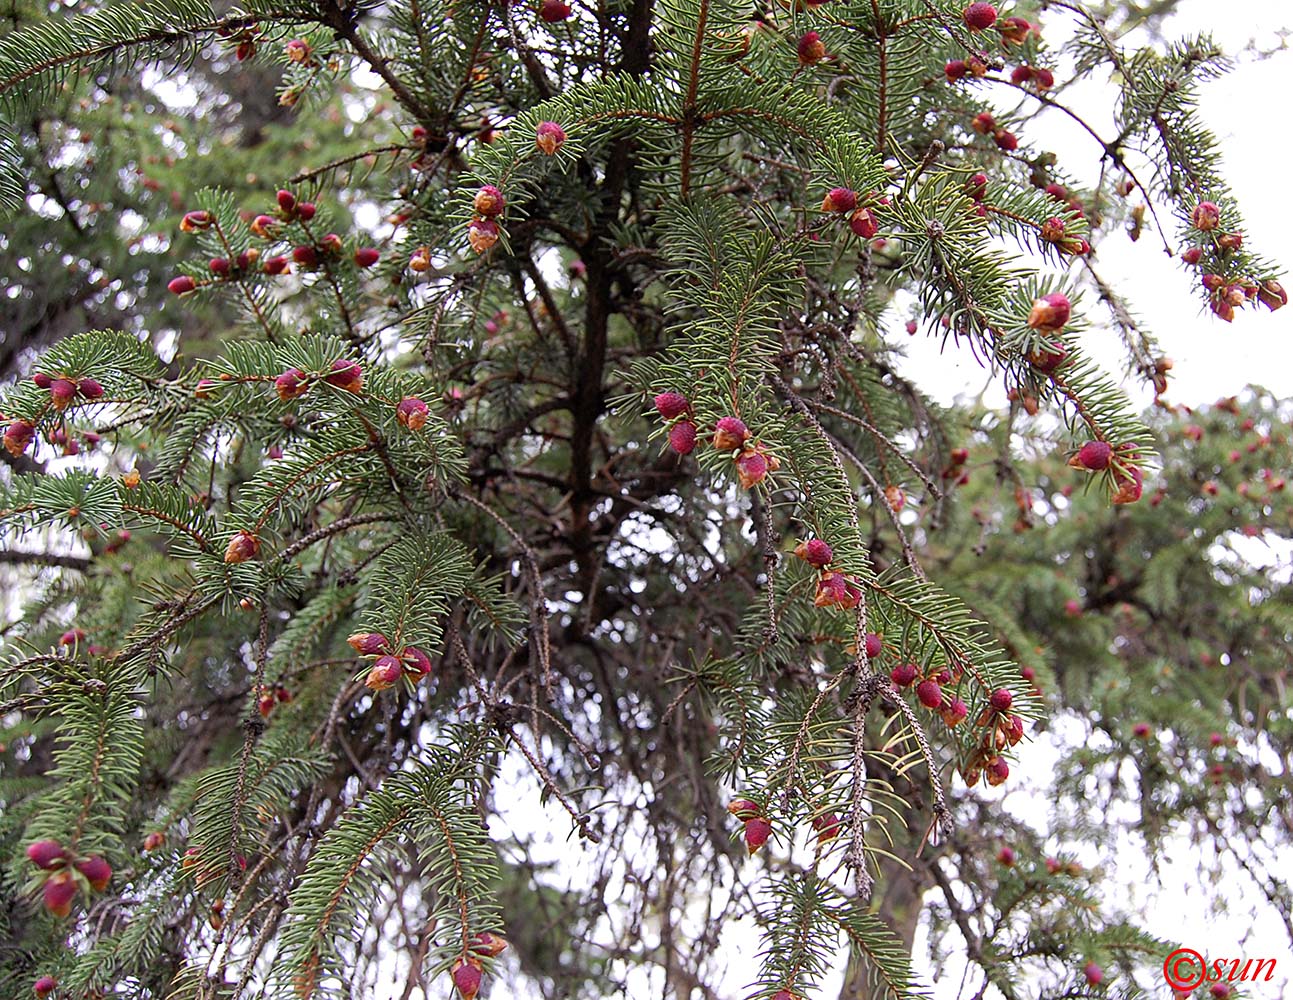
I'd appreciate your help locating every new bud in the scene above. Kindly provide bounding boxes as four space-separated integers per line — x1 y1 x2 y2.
43 870 77 917
668 420 697 454
275 367 309 401
743 816 772 853
916 678 943 709
985 756 1010 786
26 840 66 870
797 31 826 65
535 121 567 155
396 397 429 430
168 275 197 295
276 189 297 214
1026 292 1071 333
451 958 484 1000
735 448 769 489
821 187 857 213
962 2 997 30
727 798 760 820
366 655 404 691
797 538 833 567
354 247 381 268
473 185 506 217
48 378 77 410
74 855 112 891
325 358 364 393
467 218 500 254
1191 201 1220 231
34 976 58 998
1258 279 1287 311
712 417 749 451
347 632 391 655
224 530 261 564
1071 440 1112 471
848 207 879 239
890 662 918 688
180 210 213 232
402 645 433 678
653 392 689 420
989 688 1013 712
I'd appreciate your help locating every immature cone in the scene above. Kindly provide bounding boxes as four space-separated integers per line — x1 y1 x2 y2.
473 185 506 217
993 129 1018 152
652 391 689 420
1083 962 1104 986
735 448 769 489
180 210 213 232
347 631 390 655
814 570 861 609
277 189 297 214
275 367 309 401
1071 440 1112 472
795 538 833 567
43 870 77 917
1258 279 1287 311
354 247 381 268
285 38 311 62
890 662 918 687
451 958 484 1000
997 15 1031 43
26 839 66 870
811 811 841 842
325 358 364 393
916 678 943 709
962 2 997 30
4 420 36 457
848 207 879 239
292 245 319 267
467 218 500 254
989 688 1013 712
224 530 261 564
1026 292 1071 333
366 655 404 691
535 121 567 155
1191 200 1220 231
821 187 857 213
884 484 905 512
1110 464 1144 505
743 816 772 854
143 831 164 851
34 976 58 998
863 631 882 658
941 697 969 727
944 60 967 82
49 378 78 410
75 855 112 891
396 397 429 430
726 798 760 820
538 0 571 21
985 756 1010 786
971 112 995 135
797 31 826 65
78 377 105 400
1028 342 1067 373
668 420 698 455
998 845 1016 866
712 416 749 451
468 931 509 958
401 645 433 679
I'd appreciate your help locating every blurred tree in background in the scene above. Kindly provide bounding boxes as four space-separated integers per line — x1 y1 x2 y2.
0 0 1287 997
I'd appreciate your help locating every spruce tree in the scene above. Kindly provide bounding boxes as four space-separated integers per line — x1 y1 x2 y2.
0 0 1286 997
